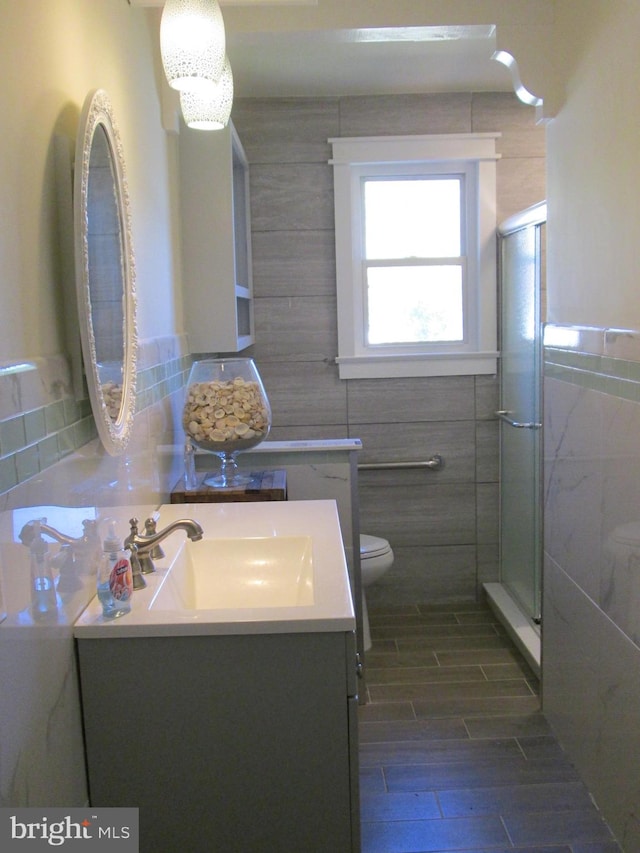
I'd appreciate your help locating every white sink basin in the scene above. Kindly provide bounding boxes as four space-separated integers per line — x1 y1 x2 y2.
150 536 314 610
73 500 354 637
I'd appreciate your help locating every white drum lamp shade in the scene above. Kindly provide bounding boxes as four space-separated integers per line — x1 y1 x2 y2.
180 55 234 130
160 0 226 93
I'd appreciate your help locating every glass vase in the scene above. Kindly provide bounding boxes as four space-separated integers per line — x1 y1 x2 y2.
183 358 271 488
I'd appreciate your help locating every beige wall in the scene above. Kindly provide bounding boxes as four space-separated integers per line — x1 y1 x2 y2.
0 0 180 365
547 0 640 328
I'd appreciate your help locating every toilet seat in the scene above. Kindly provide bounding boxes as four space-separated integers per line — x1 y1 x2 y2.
360 533 392 560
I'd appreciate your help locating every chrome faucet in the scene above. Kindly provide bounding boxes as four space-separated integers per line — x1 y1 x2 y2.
20 518 83 548
19 518 101 574
124 516 204 589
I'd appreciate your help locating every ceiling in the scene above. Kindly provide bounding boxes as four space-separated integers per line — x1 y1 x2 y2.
226 25 514 98
131 1 516 99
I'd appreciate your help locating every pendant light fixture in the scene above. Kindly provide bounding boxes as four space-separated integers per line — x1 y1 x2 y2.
160 0 226 94
180 55 234 130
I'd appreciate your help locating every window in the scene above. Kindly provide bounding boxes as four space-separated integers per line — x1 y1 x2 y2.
330 134 500 379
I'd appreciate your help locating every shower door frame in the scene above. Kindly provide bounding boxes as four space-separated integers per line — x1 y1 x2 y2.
496 201 546 627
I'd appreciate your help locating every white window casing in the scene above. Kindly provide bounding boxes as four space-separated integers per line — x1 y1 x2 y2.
329 134 500 379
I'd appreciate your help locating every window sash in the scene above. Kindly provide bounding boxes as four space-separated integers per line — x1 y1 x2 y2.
362 175 464 261
363 259 467 347
355 164 475 357
330 133 499 378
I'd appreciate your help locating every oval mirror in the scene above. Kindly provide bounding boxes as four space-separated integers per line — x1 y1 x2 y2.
74 89 138 455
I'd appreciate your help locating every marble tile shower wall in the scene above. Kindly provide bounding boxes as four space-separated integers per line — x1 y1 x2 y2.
543 324 640 851
232 92 546 606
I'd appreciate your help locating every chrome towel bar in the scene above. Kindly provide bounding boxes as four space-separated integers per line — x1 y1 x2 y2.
358 454 443 471
496 410 542 430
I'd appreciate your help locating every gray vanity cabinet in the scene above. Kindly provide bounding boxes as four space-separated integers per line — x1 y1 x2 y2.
77 630 360 853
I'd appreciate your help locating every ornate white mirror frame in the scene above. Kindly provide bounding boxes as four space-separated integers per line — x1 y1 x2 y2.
74 89 138 456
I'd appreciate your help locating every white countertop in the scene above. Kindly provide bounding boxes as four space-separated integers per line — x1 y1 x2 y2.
73 499 355 638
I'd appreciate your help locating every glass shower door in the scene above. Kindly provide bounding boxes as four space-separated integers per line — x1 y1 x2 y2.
498 207 544 623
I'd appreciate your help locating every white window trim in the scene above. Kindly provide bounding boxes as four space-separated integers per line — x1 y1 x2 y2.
329 133 500 379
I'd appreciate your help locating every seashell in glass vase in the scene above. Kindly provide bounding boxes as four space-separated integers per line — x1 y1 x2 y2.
183 358 271 487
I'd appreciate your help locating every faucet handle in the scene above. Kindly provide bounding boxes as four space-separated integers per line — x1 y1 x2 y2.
19 517 48 547
129 542 147 590
144 517 165 560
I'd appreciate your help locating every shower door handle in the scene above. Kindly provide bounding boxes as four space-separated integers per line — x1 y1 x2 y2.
496 411 542 430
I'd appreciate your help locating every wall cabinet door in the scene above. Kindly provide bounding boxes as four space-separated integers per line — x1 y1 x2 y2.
180 120 254 353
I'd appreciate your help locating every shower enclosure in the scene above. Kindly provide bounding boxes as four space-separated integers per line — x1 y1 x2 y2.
485 201 546 675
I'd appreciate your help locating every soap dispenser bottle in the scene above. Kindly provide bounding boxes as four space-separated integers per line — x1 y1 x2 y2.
80 518 102 576
97 522 133 619
29 520 58 620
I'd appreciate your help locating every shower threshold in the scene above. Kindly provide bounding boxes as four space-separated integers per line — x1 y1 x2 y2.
483 582 540 677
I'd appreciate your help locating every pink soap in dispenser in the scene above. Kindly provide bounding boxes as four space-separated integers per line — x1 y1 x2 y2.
97 521 133 619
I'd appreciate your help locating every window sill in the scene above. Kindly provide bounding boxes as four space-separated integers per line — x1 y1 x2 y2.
335 352 498 379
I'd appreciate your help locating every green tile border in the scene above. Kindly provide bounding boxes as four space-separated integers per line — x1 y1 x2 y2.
545 347 640 403
135 353 192 411
0 351 194 495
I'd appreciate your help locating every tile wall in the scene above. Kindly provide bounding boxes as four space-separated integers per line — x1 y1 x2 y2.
0 337 190 506
232 92 546 607
543 324 640 851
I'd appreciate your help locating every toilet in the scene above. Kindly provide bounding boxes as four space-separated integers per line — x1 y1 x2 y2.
360 534 394 651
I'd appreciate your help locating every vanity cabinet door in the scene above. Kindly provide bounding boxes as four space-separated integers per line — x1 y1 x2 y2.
77 631 359 853
179 120 254 353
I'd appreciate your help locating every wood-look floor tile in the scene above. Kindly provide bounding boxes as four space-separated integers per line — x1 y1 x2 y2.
435 646 525 666
455 611 501 625
369 604 421 616
503 809 616 846
361 815 509 852
359 717 467 744
439 847 569 852
384 757 581 793
368 639 398 654
369 611 459 627
397 635 512 652
367 664 486 686
438 780 596 817
360 736 522 768
360 766 386 795
415 602 493 614
482 661 535 680
366 649 439 669
412 694 541 718
464 712 551 739
517 735 568 760
370 677 533 705
358 701 416 723
358 603 622 852
372 623 500 640
360 791 440 822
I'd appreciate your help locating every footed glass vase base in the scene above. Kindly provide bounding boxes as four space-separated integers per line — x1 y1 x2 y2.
203 453 251 489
